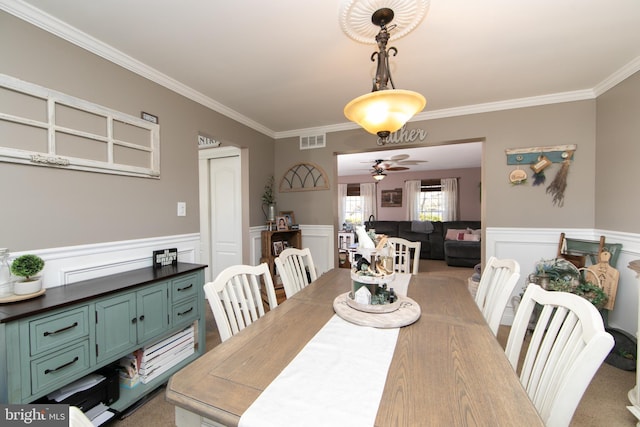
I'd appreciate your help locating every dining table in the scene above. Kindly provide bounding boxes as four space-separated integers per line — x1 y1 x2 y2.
166 268 543 426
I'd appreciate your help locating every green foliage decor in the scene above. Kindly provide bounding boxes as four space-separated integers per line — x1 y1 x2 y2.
534 258 608 309
11 254 45 281
262 175 275 205
547 279 608 309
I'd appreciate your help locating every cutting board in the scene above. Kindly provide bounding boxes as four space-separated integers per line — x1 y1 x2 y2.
585 251 619 311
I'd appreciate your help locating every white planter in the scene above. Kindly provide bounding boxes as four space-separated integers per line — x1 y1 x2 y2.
14 277 42 295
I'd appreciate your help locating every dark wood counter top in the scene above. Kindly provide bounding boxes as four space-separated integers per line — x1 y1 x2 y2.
0 262 206 323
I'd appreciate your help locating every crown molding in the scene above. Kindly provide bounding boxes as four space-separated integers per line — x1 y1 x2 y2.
5 1 638 142
593 56 640 96
273 90 596 139
1 0 275 138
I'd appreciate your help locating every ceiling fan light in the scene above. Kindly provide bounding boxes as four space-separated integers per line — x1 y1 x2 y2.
344 89 426 136
372 170 387 181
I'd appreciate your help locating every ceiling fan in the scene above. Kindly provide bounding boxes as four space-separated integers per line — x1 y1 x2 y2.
371 154 427 170
366 154 427 180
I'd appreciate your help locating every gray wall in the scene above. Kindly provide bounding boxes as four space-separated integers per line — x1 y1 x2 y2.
1 12 274 251
3 9 639 256
596 71 640 232
275 101 597 232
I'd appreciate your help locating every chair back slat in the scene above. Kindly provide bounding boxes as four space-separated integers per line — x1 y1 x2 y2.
474 257 520 335
386 237 421 275
275 248 317 298
505 283 614 427
203 263 277 342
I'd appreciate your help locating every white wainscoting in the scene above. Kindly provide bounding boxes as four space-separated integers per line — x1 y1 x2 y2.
486 227 640 334
12 226 637 335
250 225 335 277
9 234 201 288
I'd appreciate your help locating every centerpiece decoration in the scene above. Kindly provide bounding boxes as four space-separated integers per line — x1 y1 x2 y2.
348 236 398 313
333 235 421 327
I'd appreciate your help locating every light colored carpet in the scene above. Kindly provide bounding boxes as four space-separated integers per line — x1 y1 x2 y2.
115 260 637 426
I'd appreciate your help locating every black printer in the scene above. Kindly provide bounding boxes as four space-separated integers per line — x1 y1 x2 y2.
36 366 119 413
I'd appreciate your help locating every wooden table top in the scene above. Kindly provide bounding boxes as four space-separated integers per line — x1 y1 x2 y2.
166 268 543 426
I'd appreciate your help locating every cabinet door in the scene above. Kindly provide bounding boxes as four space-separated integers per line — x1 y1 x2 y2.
95 293 137 363
136 282 169 343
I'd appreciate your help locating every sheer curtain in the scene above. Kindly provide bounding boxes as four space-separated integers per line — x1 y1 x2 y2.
360 183 376 224
338 183 347 227
441 177 458 221
404 180 422 220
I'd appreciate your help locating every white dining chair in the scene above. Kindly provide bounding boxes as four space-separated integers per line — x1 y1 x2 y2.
505 283 614 427
275 247 317 298
386 237 421 275
203 263 277 342
69 406 94 427
474 256 521 335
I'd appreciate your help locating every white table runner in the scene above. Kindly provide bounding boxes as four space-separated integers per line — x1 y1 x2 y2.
238 274 411 427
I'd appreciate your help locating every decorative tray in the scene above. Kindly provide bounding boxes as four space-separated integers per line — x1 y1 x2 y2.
346 291 401 314
350 270 395 284
333 292 421 329
0 288 46 304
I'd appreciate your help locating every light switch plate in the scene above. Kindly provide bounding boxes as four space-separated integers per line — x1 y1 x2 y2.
177 202 186 216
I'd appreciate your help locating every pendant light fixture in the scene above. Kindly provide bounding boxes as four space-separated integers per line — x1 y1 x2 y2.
344 7 426 145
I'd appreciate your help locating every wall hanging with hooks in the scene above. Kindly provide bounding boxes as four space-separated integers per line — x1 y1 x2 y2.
505 144 577 206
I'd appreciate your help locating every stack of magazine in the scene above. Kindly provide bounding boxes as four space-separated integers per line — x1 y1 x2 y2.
138 325 195 384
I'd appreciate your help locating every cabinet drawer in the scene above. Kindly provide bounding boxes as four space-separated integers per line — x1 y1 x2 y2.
29 306 89 356
31 341 90 395
171 273 199 303
172 298 199 326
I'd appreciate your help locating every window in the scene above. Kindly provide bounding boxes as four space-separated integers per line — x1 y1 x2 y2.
419 179 443 221
344 184 363 225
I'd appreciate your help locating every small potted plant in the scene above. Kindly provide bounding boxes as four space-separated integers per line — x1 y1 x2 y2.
11 254 45 295
261 175 276 222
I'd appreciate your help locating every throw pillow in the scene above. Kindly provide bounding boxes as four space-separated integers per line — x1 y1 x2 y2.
445 228 470 240
462 234 481 242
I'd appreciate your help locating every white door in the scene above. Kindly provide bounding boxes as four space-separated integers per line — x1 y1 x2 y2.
199 147 242 281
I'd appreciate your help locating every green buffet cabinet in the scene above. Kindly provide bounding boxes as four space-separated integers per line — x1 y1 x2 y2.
0 262 206 412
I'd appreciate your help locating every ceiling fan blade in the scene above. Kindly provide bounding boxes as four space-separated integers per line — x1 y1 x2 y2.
386 166 410 171
389 154 410 161
396 160 427 165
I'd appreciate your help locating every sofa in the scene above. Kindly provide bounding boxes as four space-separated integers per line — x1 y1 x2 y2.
364 220 481 267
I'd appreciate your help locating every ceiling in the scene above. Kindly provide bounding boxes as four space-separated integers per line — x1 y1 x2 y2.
4 0 640 173
337 141 482 176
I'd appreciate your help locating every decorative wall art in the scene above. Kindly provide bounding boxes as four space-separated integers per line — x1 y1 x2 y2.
279 162 329 192
381 188 403 207
505 144 577 207
0 74 160 178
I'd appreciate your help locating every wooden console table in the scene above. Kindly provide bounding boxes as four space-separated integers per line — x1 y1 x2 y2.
0 262 206 412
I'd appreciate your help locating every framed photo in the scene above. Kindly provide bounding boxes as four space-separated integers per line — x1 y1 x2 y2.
381 188 403 207
273 241 284 256
276 216 288 230
279 211 295 227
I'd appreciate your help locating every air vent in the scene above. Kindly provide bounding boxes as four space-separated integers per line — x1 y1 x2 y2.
299 134 326 150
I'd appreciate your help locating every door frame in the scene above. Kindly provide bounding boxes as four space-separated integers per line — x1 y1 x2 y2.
198 145 249 282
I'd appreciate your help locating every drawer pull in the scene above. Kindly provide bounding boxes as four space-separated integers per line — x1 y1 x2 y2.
43 322 79 336
139 315 145 321
177 283 193 292
177 307 193 316
131 317 137 324
44 356 79 374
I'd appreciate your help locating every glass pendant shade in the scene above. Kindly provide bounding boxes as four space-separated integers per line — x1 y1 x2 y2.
344 89 426 137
